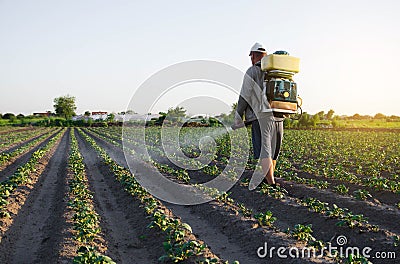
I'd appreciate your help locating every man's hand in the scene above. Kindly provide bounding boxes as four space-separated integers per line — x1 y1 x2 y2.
231 118 245 130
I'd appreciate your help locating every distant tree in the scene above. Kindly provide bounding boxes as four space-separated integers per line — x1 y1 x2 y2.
2 113 15 119
0 113 2 119
352 113 361 120
331 118 339 128
316 111 325 120
17 114 25 119
126 110 136 115
168 106 186 117
374 113 386 119
326 109 335 120
107 113 115 122
208 117 222 127
87 118 93 127
166 106 187 122
53 95 77 120
311 114 320 127
84 111 91 116
283 118 293 129
298 112 311 128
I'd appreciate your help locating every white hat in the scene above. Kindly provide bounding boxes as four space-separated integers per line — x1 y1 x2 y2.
249 42 267 55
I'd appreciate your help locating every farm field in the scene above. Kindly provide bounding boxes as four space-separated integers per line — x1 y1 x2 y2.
0 126 399 263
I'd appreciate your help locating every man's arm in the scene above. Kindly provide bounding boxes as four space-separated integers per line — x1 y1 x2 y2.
236 95 248 120
233 67 255 128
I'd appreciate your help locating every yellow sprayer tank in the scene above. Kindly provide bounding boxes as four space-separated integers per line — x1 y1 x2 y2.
261 51 301 116
261 53 300 73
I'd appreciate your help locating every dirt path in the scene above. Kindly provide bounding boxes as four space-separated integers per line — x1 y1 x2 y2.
76 130 164 263
0 130 69 264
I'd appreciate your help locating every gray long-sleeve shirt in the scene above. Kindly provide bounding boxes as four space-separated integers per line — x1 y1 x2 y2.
236 61 273 122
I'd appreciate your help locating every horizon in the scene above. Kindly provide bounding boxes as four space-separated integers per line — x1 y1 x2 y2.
1 106 398 119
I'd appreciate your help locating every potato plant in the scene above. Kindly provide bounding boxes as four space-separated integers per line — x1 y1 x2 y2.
67 129 115 263
0 128 58 166
0 129 65 218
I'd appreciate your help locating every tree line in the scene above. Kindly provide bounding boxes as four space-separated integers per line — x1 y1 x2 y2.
1 95 399 128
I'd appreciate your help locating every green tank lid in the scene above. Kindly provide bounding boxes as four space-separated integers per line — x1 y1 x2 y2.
274 50 289 55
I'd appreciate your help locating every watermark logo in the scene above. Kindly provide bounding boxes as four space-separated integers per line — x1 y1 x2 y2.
336 235 347 246
257 235 397 261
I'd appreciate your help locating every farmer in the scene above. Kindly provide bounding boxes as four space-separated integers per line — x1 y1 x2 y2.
233 42 283 188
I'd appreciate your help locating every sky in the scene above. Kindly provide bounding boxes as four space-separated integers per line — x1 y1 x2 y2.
1 0 399 117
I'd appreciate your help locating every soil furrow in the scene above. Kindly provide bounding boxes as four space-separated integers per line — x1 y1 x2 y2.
0 130 68 264
76 130 163 263
34 131 70 263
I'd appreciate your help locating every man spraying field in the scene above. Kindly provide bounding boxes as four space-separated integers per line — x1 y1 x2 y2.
233 42 282 188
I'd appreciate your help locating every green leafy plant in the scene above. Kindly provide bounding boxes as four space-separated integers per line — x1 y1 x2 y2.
336 213 368 228
353 189 372 200
334 184 349 195
237 203 252 217
289 224 315 242
254 211 276 227
73 246 116 264
259 184 287 199
393 235 400 247
326 204 345 218
303 198 329 213
341 253 372 264
202 164 221 176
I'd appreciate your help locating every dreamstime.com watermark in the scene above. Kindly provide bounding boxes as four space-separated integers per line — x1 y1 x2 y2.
257 235 397 260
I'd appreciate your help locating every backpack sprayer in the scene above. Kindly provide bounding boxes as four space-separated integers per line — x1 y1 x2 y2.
261 51 302 118
231 49 302 131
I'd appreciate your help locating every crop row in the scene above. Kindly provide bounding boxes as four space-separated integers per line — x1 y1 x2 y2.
87 127 358 232
88 128 400 254
0 129 65 218
282 130 399 184
96 127 394 208
0 128 58 166
0 127 48 150
67 129 115 263
77 128 223 263
85 129 340 261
